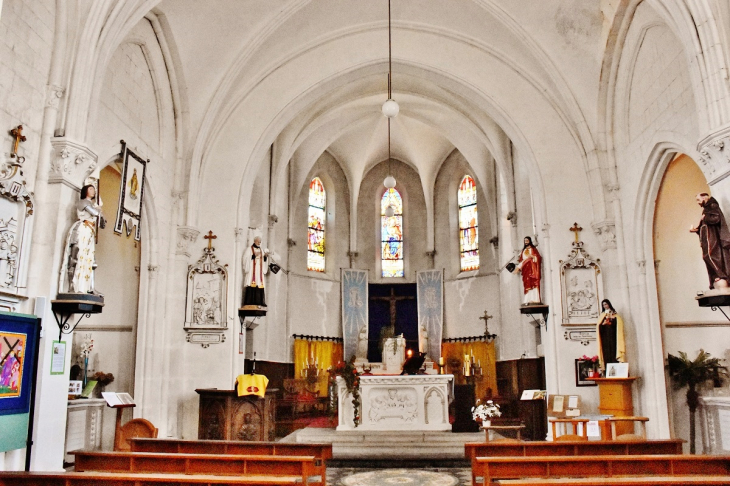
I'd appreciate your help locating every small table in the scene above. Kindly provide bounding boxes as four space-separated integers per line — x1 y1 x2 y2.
481 424 526 442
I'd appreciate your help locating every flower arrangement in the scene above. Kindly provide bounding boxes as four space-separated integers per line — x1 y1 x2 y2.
80 335 94 358
91 371 114 387
580 355 598 363
331 356 361 427
472 399 501 422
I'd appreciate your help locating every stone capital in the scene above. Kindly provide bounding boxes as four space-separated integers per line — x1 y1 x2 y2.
49 138 98 190
46 85 65 108
176 226 200 257
591 220 617 251
697 126 730 183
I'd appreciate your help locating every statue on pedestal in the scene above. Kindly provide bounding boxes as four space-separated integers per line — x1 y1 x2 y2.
512 236 542 304
596 299 625 371
65 184 105 294
356 326 369 360
242 235 269 308
690 193 730 290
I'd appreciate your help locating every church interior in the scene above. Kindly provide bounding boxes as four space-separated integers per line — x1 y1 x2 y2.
1 0 730 484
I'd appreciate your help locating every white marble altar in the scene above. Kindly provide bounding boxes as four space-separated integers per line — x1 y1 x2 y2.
336 374 453 431
700 395 730 453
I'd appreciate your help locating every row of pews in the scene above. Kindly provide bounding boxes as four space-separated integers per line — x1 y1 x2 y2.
465 439 730 485
0 438 332 486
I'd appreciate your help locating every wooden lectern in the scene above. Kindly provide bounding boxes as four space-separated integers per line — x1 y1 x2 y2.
592 377 637 437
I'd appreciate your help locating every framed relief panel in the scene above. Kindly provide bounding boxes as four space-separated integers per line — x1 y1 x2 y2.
560 241 603 326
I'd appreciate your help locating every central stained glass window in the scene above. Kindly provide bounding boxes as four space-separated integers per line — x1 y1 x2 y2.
307 177 326 272
381 188 404 277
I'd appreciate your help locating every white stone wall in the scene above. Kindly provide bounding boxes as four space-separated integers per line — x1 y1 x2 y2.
0 0 54 187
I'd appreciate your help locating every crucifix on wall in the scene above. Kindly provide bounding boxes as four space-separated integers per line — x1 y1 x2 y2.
9 125 26 160
480 309 497 341
370 288 415 331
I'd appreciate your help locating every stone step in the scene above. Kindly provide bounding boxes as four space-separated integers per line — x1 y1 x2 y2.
281 427 483 459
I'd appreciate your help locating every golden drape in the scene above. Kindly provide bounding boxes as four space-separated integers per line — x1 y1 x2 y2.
293 339 344 396
441 340 497 401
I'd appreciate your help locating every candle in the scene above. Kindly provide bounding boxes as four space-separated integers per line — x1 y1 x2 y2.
438 357 444 366
407 349 413 358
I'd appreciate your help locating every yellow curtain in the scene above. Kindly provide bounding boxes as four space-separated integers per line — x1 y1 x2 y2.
441 340 497 401
293 339 344 396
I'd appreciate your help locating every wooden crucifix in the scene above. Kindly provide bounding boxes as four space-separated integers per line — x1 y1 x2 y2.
370 287 415 330
204 230 217 250
479 310 493 336
9 125 26 158
570 222 583 243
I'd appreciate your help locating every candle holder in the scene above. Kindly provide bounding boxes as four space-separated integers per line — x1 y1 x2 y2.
301 358 321 393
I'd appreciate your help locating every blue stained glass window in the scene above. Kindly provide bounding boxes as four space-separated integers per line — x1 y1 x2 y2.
458 175 479 271
381 188 404 277
308 177 326 272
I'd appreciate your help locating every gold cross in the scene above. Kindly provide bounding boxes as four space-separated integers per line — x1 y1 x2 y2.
479 310 493 335
204 230 217 250
9 125 26 158
569 222 583 243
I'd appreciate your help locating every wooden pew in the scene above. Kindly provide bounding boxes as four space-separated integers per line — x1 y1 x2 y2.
0 471 301 486
130 438 331 482
473 454 730 485
495 477 730 485
72 451 317 484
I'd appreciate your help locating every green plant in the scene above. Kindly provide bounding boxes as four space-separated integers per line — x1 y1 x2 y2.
332 355 361 427
666 349 728 454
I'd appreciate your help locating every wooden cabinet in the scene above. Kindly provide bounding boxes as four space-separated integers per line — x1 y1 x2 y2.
593 377 636 436
495 358 547 441
196 389 276 442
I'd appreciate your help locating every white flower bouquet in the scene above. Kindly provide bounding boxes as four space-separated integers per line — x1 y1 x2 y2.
471 399 501 421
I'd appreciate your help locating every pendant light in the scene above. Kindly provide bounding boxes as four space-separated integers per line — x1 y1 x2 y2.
383 0 398 195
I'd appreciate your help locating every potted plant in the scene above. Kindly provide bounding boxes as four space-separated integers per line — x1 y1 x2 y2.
666 349 728 454
471 399 501 427
580 355 600 378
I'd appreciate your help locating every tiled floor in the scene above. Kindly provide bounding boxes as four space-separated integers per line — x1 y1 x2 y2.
327 467 471 486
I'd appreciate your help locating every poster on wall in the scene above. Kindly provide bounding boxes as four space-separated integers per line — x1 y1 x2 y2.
0 313 39 416
114 140 148 241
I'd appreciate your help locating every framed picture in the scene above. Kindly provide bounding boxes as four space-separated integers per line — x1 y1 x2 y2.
606 362 629 378
0 312 40 416
575 359 598 387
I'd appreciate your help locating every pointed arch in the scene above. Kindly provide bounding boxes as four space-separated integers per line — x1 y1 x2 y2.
381 188 404 278
307 177 326 272
458 175 479 271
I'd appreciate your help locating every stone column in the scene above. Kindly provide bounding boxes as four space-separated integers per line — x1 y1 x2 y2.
28 138 97 470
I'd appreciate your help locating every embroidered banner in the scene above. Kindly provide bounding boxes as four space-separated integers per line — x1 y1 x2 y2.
114 140 147 241
341 269 368 361
417 269 443 360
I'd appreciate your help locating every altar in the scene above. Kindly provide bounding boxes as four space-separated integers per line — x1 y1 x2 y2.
336 374 453 431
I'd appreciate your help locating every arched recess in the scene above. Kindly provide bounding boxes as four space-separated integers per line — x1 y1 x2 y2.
633 141 702 440
651 153 730 451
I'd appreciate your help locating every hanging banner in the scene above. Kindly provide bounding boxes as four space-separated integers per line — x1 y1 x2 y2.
341 269 368 362
417 269 443 360
114 140 147 241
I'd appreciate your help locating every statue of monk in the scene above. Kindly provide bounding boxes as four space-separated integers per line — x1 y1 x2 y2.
690 193 730 289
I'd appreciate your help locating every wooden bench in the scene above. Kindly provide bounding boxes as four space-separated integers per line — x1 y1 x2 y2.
0 471 301 486
473 454 730 485
130 438 331 481
71 451 317 484
465 440 684 486
495 477 730 485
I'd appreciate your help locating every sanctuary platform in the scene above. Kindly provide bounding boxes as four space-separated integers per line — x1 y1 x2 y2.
282 426 482 460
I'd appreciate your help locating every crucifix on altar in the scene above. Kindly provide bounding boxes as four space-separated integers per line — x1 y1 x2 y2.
367 285 417 370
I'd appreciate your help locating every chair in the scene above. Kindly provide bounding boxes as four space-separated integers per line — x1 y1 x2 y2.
608 416 648 441
116 418 158 451
550 418 589 441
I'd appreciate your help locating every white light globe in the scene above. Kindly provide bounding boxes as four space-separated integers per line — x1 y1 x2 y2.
383 175 397 188
385 204 396 217
381 99 399 118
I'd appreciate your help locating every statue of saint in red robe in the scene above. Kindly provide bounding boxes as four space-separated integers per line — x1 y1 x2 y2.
691 193 730 289
514 236 542 304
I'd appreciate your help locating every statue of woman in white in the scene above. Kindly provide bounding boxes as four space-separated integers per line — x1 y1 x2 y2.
356 326 368 360
66 184 105 294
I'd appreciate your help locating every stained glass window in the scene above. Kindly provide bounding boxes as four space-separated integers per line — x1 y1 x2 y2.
381 188 404 277
307 177 326 272
458 175 479 271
